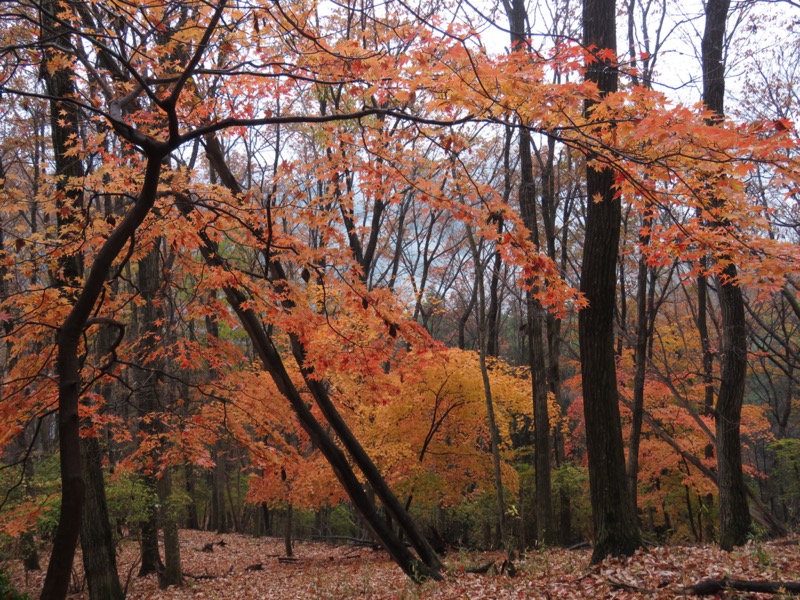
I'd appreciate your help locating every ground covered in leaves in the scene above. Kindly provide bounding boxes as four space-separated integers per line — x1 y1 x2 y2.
6 530 800 598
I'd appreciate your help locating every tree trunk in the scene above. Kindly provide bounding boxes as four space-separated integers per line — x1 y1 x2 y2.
580 0 642 563
81 322 124 600
138 496 164 577
80 435 124 599
701 0 752 550
134 242 166 578
158 468 182 588
284 505 294 557
626 219 651 512
505 0 555 545
467 227 506 545
39 0 87 592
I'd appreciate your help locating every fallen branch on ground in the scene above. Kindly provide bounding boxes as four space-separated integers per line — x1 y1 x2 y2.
684 577 800 595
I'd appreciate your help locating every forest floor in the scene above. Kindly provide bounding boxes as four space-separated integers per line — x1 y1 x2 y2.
6 529 800 599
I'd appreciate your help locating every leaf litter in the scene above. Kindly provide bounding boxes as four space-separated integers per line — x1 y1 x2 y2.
6 530 800 598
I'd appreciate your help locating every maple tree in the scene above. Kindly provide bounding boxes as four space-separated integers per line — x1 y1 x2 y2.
1 0 800 597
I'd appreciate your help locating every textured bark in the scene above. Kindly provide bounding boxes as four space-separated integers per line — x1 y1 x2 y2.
626 218 651 512
701 0 752 550
80 322 124 600
134 243 166 578
80 435 124 600
580 0 642 563
157 468 182 588
39 0 87 593
505 0 554 545
715 266 752 549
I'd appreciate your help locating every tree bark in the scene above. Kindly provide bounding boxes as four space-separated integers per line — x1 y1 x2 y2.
626 217 651 512
701 0 752 550
579 0 642 563
505 0 555 546
80 435 124 600
158 468 182 588
39 0 88 592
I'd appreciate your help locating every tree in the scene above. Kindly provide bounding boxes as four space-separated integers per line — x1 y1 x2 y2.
701 0 752 550
579 0 643 562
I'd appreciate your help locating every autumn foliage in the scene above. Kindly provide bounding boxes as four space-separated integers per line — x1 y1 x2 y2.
0 0 799 596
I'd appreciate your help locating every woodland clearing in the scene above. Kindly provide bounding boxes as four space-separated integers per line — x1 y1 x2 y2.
4 530 800 599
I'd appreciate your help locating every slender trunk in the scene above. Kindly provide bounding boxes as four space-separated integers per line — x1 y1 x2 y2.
580 0 642 562
626 215 651 511
467 228 506 545
158 468 182 588
505 0 555 545
701 0 752 550
284 505 293 557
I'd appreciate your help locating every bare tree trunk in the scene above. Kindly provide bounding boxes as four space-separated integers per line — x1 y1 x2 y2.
467 227 506 545
504 0 555 545
701 0 752 550
158 468 182 588
626 217 651 512
579 0 642 562
39 0 87 592
80 435 124 600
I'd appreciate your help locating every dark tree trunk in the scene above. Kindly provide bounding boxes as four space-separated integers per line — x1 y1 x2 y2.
135 242 166 578
697 257 717 542
284 505 294 557
715 266 752 549
626 218 651 512
80 435 124 600
138 498 164 577
39 0 88 593
44 153 166 599
579 0 642 563
505 0 554 546
158 468 182 588
80 322 124 600
701 0 752 550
